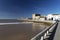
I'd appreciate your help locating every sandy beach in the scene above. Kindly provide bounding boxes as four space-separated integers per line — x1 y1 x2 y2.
0 19 49 40
0 23 47 40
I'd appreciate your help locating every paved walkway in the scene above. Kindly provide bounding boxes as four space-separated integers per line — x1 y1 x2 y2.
53 22 60 40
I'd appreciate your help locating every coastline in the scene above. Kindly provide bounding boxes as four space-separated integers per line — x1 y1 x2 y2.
0 22 33 25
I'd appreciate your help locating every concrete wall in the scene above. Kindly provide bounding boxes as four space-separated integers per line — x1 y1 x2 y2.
39 18 45 21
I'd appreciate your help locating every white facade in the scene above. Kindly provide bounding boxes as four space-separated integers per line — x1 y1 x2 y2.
47 14 60 21
32 14 40 20
39 18 45 21
32 14 46 21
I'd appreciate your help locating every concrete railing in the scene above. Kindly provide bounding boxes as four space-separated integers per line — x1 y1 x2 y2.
30 22 58 40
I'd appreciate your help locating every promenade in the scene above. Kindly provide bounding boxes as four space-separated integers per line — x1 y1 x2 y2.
53 22 60 40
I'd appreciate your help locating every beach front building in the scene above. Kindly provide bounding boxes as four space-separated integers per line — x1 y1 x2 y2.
32 14 40 20
47 14 60 21
32 14 46 21
39 16 47 21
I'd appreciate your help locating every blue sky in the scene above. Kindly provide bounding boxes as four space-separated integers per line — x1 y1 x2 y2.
0 0 60 19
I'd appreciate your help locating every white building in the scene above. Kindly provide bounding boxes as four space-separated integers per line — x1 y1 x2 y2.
47 14 60 21
39 16 46 21
32 14 40 20
32 14 46 21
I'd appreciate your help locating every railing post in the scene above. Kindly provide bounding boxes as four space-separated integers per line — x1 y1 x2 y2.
46 31 49 35
44 33 47 39
40 36 44 40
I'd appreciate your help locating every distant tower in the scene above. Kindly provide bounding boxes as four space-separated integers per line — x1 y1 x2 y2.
32 14 35 20
32 13 40 20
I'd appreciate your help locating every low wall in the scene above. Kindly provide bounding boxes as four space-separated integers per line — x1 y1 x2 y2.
19 19 56 23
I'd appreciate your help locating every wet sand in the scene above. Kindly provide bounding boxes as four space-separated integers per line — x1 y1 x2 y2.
0 22 47 40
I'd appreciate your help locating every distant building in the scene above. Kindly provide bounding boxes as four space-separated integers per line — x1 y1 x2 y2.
32 14 46 21
32 14 40 20
47 14 60 21
39 16 47 21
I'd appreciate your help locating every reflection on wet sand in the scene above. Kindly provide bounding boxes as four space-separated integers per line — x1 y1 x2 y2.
32 23 46 33
0 22 49 40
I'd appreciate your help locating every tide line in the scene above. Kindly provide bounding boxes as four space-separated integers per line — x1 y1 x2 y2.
0 22 32 25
